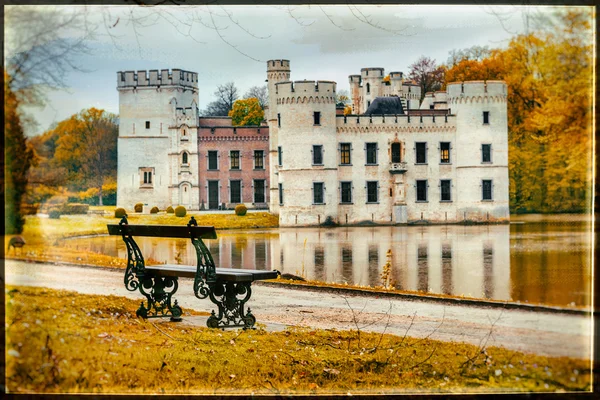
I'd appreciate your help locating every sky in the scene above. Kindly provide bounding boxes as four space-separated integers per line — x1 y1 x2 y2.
5 4 561 137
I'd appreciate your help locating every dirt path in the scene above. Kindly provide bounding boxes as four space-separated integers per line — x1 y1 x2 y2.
5 259 592 359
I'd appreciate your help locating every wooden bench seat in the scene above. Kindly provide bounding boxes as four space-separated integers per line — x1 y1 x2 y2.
107 216 280 329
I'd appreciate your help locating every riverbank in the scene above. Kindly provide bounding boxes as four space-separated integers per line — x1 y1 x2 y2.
5 285 591 394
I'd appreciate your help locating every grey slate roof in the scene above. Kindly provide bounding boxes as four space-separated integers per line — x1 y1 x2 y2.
364 96 405 115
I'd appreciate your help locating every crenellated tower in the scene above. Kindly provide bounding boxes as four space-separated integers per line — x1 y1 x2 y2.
266 60 291 214
116 69 200 210
274 79 338 226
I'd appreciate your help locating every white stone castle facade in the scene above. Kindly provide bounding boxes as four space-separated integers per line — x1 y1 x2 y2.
116 60 509 226
266 60 509 226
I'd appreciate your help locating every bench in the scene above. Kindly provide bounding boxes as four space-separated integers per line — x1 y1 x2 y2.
107 216 279 329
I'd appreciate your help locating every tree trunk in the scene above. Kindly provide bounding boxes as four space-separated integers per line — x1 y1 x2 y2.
98 186 103 206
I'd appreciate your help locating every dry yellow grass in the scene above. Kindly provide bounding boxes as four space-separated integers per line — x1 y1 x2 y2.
5 286 591 394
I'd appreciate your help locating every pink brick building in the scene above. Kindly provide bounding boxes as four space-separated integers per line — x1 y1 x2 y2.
198 116 270 210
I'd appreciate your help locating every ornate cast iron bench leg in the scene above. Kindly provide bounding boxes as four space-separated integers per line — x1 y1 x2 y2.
206 281 256 329
136 275 183 322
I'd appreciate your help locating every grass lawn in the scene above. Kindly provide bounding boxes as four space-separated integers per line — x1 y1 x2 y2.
5 286 591 394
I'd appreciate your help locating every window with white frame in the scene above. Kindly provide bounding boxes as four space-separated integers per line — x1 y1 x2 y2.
208 151 218 170
366 143 377 165
230 180 242 203
313 145 323 165
140 167 154 188
230 150 240 170
366 181 378 203
254 150 264 169
416 180 428 202
482 144 492 163
440 179 451 201
482 180 493 201
313 182 325 204
340 143 351 165
253 179 265 203
340 181 352 204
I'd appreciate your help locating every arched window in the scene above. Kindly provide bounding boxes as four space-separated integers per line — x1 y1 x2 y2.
366 83 370 94
391 143 401 163
182 152 188 164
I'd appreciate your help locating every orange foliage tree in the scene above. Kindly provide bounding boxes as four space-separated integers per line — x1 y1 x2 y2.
228 97 264 126
444 9 593 213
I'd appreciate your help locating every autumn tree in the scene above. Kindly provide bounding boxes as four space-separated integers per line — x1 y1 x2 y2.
336 89 351 107
228 98 265 126
408 56 445 101
4 71 35 234
244 85 268 109
202 82 239 116
444 9 593 213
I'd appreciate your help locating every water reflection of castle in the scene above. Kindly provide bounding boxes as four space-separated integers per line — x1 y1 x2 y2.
114 225 510 301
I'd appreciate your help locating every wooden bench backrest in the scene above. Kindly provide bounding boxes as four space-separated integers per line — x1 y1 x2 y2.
107 224 217 239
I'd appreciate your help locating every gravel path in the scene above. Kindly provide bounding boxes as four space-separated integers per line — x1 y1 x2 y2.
5 259 592 359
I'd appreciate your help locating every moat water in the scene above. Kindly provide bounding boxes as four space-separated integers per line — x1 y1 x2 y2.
62 214 592 308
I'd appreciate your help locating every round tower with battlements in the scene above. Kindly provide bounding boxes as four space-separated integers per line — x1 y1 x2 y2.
361 68 384 111
116 69 200 210
274 79 338 226
447 80 509 222
266 60 291 214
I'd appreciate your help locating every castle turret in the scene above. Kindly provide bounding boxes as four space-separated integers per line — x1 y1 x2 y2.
361 68 384 111
275 80 338 226
447 80 509 222
116 68 200 210
348 75 362 114
266 60 291 214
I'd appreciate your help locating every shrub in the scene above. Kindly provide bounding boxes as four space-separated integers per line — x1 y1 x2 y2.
61 203 89 215
49 209 61 219
114 207 127 218
150 206 159 214
166 206 174 214
21 203 39 215
174 206 187 217
134 203 143 213
235 204 248 216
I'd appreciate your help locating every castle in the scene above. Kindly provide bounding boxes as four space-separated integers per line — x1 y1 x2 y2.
116 60 509 226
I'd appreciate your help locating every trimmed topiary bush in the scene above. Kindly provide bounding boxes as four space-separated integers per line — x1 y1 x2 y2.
61 203 89 215
134 203 143 213
150 206 159 214
166 206 174 214
115 207 127 218
235 204 248 216
175 206 187 217
49 209 61 219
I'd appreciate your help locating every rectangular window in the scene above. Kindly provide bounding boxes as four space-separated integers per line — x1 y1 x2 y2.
254 179 265 203
278 183 283 205
313 182 324 204
140 167 154 187
416 180 428 202
208 151 218 170
415 142 427 164
483 111 490 124
440 142 451 164
145 121 150 129
313 145 323 165
230 180 241 203
482 180 493 201
440 179 451 201
314 111 321 125
340 143 351 165
482 144 492 163
391 143 401 163
340 181 352 204
277 113 281 127
230 150 240 170
366 143 377 165
277 146 282 166
254 150 264 169
367 181 378 203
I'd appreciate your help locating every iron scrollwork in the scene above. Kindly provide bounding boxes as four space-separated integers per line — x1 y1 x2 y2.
206 281 256 329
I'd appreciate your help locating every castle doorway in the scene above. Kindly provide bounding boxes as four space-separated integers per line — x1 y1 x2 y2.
208 181 219 209
179 183 191 208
